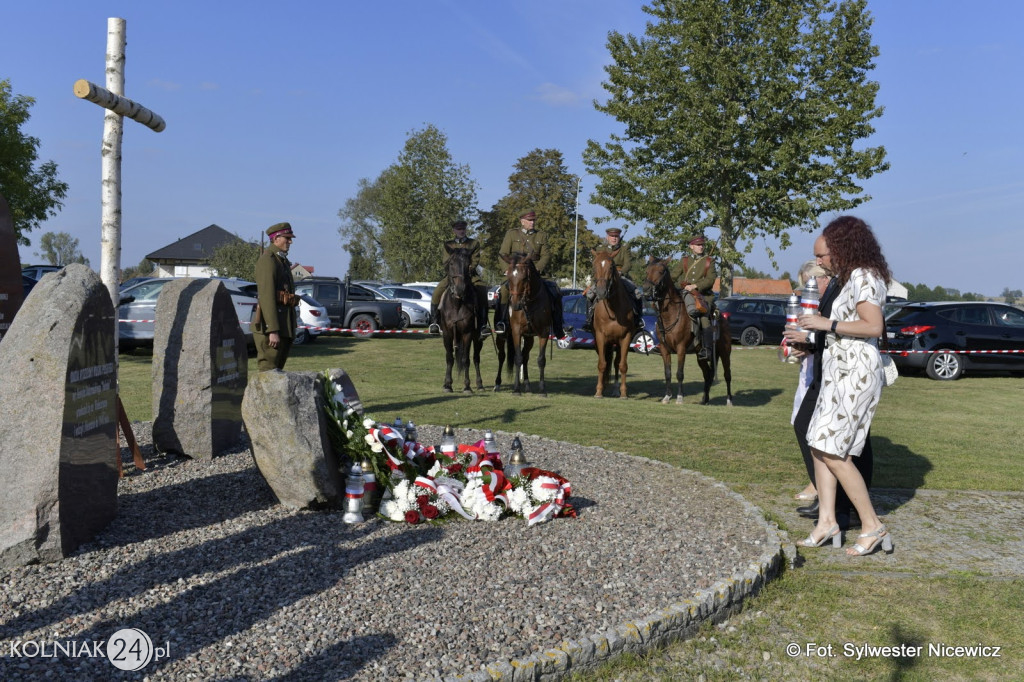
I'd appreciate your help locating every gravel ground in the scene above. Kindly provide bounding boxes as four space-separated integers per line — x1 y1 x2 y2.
0 424 774 681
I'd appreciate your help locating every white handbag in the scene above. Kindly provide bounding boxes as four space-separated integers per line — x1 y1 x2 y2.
881 353 898 387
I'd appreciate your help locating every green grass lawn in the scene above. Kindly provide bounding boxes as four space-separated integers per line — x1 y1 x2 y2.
118 334 1024 680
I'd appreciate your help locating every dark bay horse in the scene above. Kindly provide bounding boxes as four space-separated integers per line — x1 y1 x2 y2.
642 258 733 406
438 246 484 393
494 253 552 396
590 249 637 398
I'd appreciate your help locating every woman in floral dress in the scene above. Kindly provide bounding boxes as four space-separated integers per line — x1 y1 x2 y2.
796 216 894 556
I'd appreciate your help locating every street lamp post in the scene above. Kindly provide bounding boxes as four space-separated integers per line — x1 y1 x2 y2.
572 175 582 290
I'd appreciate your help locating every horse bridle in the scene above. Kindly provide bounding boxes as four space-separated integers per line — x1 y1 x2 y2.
644 261 685 337
507 260 535 312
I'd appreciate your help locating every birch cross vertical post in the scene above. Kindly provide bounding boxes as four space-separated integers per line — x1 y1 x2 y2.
73 17 166 315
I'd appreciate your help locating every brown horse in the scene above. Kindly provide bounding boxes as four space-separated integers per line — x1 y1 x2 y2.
590 249 636 398
642 258 733 406
438 246 484 393
494 253 552 396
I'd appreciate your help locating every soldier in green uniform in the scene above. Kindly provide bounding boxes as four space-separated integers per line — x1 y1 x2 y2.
582 226 644 332
494 210 567 338
253 222 299 371
429 220 490 336
670 235 717 360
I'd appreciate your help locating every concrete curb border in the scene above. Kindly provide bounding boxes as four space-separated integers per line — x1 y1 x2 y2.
433 435 789 682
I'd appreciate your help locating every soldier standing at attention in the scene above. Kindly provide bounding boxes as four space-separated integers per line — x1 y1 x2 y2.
429 220 491 336
670 235 717 360
253 222 299 371
494 210 567 337
582 226 644 332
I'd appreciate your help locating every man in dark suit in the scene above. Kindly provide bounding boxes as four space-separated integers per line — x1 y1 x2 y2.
788 236 873 530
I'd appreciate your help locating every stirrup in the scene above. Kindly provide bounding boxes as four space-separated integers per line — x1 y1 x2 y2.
479 325 492 337
494 322 506 335
428 323 441 335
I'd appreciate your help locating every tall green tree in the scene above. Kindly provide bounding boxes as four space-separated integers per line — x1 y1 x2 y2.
207 237 260 281
35 231 89 266
0 79 69 246
483 148 601 283
338 125 478 282
338 177 386 280
583 0 888 295
121 257 155 282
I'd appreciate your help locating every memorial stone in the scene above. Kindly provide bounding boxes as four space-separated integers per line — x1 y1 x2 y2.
152 279 247 459
0 193 25 343
242 370 343 509
0 264 118 568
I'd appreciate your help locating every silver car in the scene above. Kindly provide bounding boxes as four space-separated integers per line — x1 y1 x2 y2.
118 277 258 350
359 283 430 327
295 293 331 344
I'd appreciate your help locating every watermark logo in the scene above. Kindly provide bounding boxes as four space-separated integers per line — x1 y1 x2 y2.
5 627 169 671
106 628 155 671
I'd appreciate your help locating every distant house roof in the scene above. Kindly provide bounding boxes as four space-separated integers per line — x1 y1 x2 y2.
730 277 794 296
145 224 242 262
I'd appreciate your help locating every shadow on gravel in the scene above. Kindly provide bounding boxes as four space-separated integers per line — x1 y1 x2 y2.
872 435 932 511
1 515 441 680
272 633 400 681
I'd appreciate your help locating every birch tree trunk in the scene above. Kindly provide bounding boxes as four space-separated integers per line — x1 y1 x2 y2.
101 18 125 329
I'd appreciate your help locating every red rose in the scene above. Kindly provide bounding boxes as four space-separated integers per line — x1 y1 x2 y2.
422 504 440 520
404 510 422 524
416 494 429 508
447 463 463 474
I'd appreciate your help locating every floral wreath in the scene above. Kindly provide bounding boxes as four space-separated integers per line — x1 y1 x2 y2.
321 371 574 526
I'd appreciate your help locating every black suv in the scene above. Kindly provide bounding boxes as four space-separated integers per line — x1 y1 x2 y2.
717 296 789 346
885 301 1024 380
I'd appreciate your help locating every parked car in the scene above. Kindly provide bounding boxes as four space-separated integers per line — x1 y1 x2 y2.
294 294 331 345
559 294 659 353
716 296 789 347
376 285 434 317
885 301 1024 380
22 274 37 299
293 277 403 337
21 264 63 281
357 283 429 327
118 277 258 350
119 276 154 290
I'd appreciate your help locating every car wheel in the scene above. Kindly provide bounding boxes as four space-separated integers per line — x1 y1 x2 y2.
400 311 411 328
630 330 656 353
556 335 575 350
293 328 309 345
740 326 764 347
351 314 377 339
926 349 963 380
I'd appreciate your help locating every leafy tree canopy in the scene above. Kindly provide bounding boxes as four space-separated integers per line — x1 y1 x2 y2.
583 0 888 295
338 124 478 282
0 79 69 246
208 237 260 281
35 231 89 267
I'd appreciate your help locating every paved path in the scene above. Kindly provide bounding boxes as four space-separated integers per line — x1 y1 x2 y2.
749 485 1024 578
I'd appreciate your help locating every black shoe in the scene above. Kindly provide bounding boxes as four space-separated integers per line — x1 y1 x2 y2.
796 500 819 518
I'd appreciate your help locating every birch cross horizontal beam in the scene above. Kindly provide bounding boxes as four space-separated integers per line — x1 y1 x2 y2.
72 78 166 133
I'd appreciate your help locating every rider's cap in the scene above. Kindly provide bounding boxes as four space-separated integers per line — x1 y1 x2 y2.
267 222 294 239
606 227 623 237
688 235 706 246
519 210 536 220
452 220 468 230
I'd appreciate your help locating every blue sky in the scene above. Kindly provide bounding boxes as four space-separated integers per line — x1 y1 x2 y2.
3 1 1022 296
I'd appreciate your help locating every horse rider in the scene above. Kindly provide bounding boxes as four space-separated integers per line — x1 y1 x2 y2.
429 220 491 337
670 234 717 360
493 210 569 338
581 226 645 333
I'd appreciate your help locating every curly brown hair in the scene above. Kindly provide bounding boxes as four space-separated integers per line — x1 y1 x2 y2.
822 216 891 286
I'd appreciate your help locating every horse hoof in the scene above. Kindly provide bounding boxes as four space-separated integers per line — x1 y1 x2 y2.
675 396 684 405
493 386 501 393
660 396 670 404
594 393 603 399
443 387 453 393
726 398 734 407
462 388 473 394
